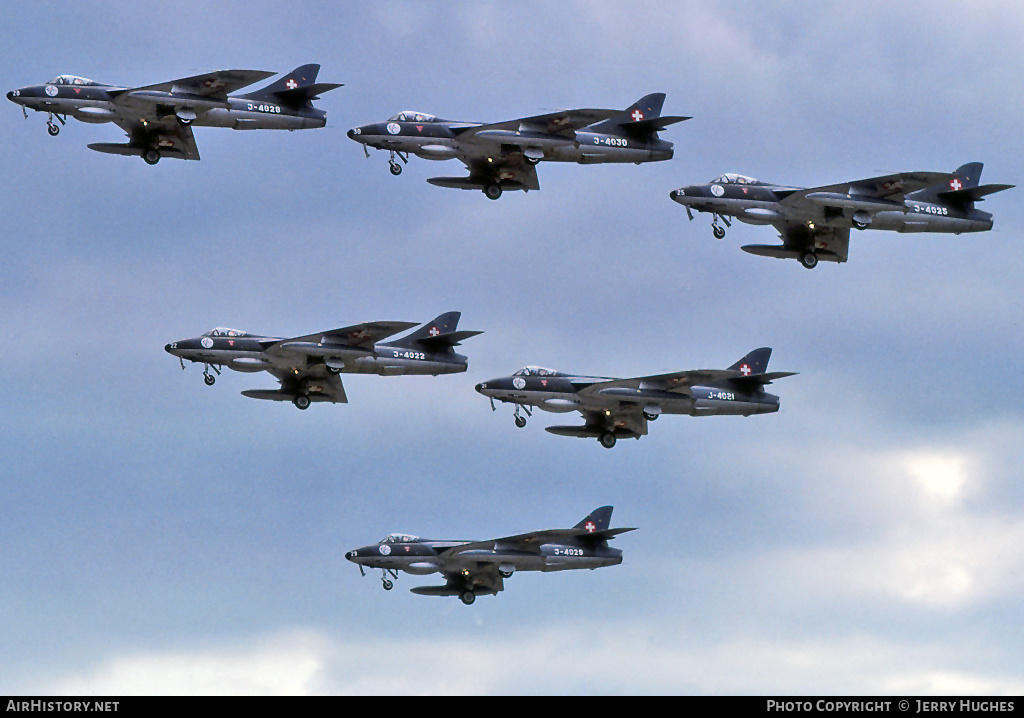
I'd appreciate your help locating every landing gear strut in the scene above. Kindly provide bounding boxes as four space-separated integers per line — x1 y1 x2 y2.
388 149 407 175
513 404 531 428
711 213 731 239
46 112 65 136
202 364 221 386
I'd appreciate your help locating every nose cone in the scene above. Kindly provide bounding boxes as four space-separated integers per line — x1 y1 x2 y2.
164 343 173 354
345 550 356 562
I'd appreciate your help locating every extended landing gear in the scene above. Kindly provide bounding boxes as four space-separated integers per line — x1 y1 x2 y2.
388 149 407 176
484 183 502 200
460 590 476 605
293 394 311 410
799 252 818 270
711 213 731 239
513 404 531 428
202 364 220 386
377 568 398 591
143 149 160 165
45 112 66 136
599 432 617 449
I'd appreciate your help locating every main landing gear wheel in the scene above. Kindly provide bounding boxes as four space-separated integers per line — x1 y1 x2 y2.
484 183 502 200
514 415 527 429
799 252 819 270
389 161 402 176
47 123 60 136
712 223 726 240
643 411 659 421
293 394 311 410
599 432 617 449
382 579 393 591
143 149 160 165
460 590 476 605
203 373 216 386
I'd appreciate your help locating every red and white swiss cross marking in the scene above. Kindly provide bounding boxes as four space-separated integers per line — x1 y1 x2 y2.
739 364 752 376
950 178 962 191
631 109 644 122
428 326 440 337
286 79 299 90
584 521 596 533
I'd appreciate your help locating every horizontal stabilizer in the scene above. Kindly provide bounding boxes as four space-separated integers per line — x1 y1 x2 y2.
625 115 691 136
273 82 343 106
418 329 483 350
938 183 1015 204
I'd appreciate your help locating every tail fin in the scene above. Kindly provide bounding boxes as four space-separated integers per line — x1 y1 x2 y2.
929 162 1014 208
389 311 482 351
588 93 690 138
729 347 772 376
238 64 342 108
575 506 614 533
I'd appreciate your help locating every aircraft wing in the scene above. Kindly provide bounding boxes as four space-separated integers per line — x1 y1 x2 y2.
116 69 276 102
578 370 740 396
91 117 202 161
264 321 419 357
440 529 598 559
455 108 621 140
780 171 953 210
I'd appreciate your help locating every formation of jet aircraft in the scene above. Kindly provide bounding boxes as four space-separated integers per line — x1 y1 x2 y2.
346 506 635 604
11 61 1015 604
670 162 1013 268
6 64 340 163
165 312 481 409
346 93 688 198
476 348 795 448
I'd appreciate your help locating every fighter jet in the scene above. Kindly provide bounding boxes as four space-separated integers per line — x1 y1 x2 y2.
476 348 794 448
7 64 340 164
346 506 635 605
669 162 1013 268
165 312 481 409
346 93 688 199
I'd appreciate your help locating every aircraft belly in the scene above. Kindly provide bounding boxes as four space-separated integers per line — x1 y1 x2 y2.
346 357 456 376
692 399 777 416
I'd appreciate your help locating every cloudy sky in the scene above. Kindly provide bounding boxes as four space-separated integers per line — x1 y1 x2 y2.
2 0 1023 695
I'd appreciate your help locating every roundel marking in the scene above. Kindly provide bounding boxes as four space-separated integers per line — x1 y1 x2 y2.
386 122 401 135
631 109 644 122
739 363 751 376
512 377 526 390
379 544 391 555
950 178 963 191
45 85 58 97
710 184 725 197
285 79 298 90
200 337 214 349
584 521 596 533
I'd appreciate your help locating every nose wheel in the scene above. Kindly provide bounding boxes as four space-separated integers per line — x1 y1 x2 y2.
513 404 531 428
711 213 731 239
202 364 220 386
388 150 407 176
45 112 65 136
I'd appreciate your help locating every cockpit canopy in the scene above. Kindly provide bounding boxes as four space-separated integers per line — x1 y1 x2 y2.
381 533 420 544
48 75 99 86
712 173 763 185
203 327 248 338
513 366 561 377
388 111 442 123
